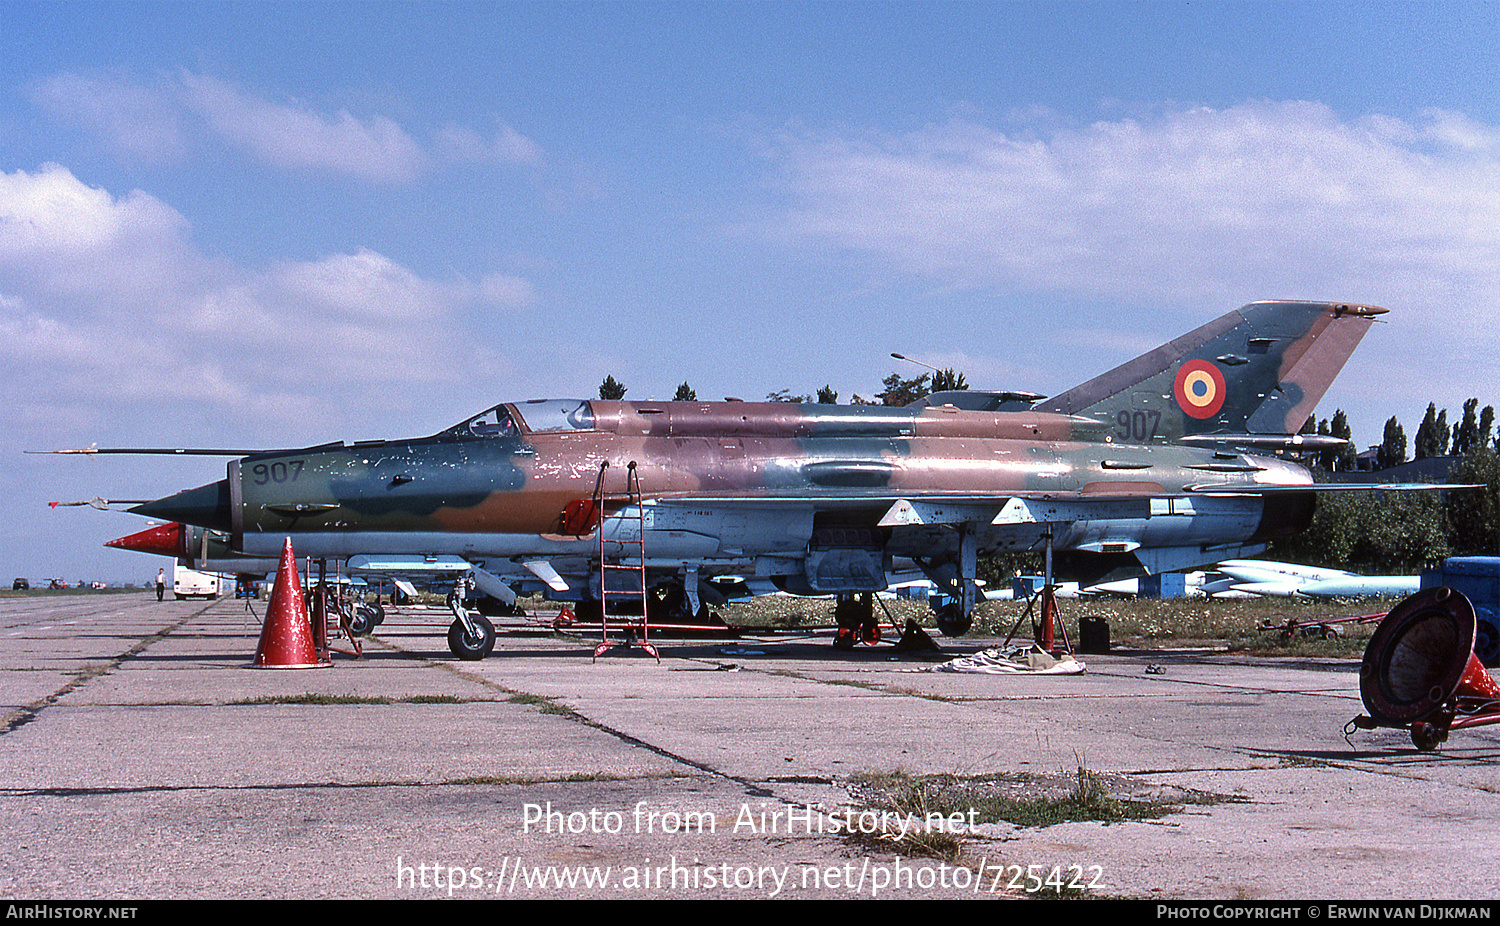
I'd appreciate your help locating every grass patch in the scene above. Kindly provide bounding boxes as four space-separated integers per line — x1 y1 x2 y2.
722 593 1384 657
837 765 1203 878
235 694 473 705
507 692 578 716
853 767 1175 836
1227 629 1377 659
506 590 1388 658
444 771 627 786
1277 754 1332 769
236 694 393 705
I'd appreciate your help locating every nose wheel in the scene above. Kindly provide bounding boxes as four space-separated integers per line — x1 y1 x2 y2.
448 614 496 661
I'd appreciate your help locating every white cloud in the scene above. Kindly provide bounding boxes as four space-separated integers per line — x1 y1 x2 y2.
29 69 548 185
1417 108 1500 153
178 72 430 183
478 273 538 308
30 71 188 161
760 101 1500 318
0 163 202 306
433 121 545 166
0 163 183 258
0 165 529 442
750 101 1500 449
269 249 452 322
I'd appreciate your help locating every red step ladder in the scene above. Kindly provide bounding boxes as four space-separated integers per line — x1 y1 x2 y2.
593 461 658 662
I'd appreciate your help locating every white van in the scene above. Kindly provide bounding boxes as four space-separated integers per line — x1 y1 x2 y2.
174 565 224 600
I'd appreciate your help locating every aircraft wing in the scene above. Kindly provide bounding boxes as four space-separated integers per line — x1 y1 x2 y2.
1186 482 1477 494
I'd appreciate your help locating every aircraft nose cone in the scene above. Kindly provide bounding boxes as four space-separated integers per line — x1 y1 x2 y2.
130 479 233 532
106 522 186 557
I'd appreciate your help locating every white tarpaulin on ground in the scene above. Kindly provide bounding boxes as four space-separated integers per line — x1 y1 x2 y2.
932 647 1086 675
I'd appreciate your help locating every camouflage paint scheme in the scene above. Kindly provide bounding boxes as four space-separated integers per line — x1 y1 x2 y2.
130 301 1383 633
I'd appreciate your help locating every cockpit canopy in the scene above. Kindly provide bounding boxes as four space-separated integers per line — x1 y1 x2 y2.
438 399 596 440
512 399 596 431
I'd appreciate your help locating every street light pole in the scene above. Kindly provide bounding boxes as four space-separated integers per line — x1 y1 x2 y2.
890 352 941 374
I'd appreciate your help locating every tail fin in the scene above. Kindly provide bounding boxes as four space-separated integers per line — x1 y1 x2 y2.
1034 300 1386 444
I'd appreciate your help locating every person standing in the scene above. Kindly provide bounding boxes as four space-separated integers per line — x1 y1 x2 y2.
156 568 166 602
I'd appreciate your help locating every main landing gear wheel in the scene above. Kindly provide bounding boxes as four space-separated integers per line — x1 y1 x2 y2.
448 614 496 661
649 582 720 625
347 607 373 637
833 593 880 649
348 603 383 637
935 602 973 637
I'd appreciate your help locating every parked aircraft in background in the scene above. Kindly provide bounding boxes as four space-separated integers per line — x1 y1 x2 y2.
1215 560 1420 599
61 300 1431 659
1086 570 1236 600
1085 561 1419 599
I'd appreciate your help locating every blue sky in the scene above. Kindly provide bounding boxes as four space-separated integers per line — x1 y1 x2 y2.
3 1 1499 581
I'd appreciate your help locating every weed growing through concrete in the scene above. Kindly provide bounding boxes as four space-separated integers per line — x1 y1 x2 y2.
506 692 578 716
234 694 471 705
852 765 1175 838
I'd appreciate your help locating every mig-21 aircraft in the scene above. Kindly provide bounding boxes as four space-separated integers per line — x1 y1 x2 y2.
75 300 1414 659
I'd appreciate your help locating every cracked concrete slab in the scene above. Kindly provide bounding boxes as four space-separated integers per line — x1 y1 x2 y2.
2 593 1499 900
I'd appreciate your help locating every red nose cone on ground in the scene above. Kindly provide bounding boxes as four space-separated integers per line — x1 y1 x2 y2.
105 522 185 558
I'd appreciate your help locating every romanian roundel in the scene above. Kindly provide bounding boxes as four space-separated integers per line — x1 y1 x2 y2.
1173 360 1226 419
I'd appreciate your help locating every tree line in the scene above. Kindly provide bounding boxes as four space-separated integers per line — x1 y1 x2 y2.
1273 398 1500 574
595 368 965 407
1363 398 1500 470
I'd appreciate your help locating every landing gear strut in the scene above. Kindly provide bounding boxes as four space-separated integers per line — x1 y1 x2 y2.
920 524 982 637
446 574 496 660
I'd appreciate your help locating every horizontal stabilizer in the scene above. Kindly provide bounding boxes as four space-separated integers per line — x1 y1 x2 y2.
1179 433 1349 452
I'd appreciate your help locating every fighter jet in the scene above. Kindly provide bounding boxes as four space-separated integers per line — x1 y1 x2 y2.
96 300 1406 659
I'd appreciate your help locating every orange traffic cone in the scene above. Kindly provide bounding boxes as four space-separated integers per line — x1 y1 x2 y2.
252 537 330 669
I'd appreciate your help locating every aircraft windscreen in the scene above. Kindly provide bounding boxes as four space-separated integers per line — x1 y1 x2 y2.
449 406 518 440
513 399 596 432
